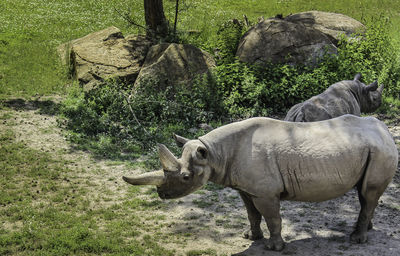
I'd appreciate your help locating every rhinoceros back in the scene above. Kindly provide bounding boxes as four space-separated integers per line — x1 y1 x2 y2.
200 115 397 202
261 115 396 201
284 80 362 122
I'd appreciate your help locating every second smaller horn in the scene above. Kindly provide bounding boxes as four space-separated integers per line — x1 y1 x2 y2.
158 144 180 172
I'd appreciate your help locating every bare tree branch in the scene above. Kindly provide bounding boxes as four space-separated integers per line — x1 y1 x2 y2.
120 91 151 137
114 7 147 31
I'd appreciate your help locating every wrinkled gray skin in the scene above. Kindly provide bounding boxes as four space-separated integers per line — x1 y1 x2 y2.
123 115 398 251
284 74 384 122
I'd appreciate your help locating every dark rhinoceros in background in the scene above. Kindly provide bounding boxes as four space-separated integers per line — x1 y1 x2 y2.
284 74 384 122
122 115 398 251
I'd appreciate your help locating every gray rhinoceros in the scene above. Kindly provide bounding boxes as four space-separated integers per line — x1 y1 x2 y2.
123 115 398 251
284 74 384 122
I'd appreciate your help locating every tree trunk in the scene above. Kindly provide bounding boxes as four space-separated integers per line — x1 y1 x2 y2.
144 0 169 38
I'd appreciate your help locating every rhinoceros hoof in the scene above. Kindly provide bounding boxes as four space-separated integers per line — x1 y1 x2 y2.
264 237 285 251
243 229 263 240
350 231 368 244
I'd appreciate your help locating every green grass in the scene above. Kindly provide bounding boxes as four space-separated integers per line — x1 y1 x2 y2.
376 96 400 124
164 0 400 47
186 248 218 256
0 117 175 255
1 0 400 98
0 0 139 97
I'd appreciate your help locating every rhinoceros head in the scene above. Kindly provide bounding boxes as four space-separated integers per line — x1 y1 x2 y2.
360 80 384 112
123 140 212 199
353 73 384 112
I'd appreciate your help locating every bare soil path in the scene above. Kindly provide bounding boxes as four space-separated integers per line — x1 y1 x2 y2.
1 98 399 256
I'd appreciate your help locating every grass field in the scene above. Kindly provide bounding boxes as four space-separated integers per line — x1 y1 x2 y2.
0 111 173 255
1 0 399 97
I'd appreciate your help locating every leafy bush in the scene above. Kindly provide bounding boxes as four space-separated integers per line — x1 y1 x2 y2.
213 16 400 117
60 75 223 160
213 19 247 64
327 16 400 92
213 61 338 117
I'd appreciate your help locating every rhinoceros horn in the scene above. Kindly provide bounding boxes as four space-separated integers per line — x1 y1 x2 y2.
158 144 180 172
366 81 378 91
377 83 384 94
122 170 165 186
354 73 362 81
173 134 189 147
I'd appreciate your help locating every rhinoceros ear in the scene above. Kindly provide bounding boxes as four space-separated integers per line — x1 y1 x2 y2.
354 73 362 81
173 134 189 147
192 146 208 176
158 144 180 172
366 81 378 91
196 145 208 160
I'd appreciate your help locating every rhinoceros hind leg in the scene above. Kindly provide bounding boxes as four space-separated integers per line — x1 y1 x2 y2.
351 191 379 243
351 172 388 243
239 191 263 240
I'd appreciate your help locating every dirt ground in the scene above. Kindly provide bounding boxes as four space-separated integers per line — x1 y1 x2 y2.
2 98 399 256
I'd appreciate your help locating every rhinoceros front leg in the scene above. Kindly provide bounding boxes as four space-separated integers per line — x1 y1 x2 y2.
252 196 284 251
239 191 263 240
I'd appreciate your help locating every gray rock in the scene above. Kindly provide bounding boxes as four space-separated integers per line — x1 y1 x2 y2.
134 43 216 89
236 11 364 66
285 11 365 44
236 18 337 66
57 26 151 88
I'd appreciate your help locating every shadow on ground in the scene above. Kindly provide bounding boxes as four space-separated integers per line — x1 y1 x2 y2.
233 230 400 256
163 171 399 254
1 98 61 115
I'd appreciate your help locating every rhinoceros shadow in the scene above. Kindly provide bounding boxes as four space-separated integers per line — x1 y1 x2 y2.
232 229 400 256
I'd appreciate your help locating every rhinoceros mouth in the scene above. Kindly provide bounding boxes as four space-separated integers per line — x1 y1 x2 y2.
157 189 174 199
157 187 193 199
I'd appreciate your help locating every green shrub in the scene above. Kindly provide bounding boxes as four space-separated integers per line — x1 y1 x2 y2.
213 19 247 64
60 75 223 160
327 15 400 90
213 61 337 117
212 16 400 117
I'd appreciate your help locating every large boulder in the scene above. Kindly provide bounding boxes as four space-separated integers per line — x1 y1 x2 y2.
134 43 216 89
236 18 336 66
285 11 365 44
236 11 364 66
58 26 151 88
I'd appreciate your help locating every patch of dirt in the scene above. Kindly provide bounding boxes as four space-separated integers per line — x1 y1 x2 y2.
1 98 399 256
